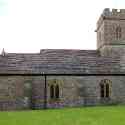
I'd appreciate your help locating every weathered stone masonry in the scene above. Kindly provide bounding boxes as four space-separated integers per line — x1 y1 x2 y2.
1 75 125 110
1 8 125 110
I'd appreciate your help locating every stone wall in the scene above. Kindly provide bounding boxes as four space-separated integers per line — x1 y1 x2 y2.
0 76 33 110
31 76 45 109
100 45 125 57
34 75 125 109
0 75 125 110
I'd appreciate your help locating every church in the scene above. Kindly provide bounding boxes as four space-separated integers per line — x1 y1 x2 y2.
0 8 125 110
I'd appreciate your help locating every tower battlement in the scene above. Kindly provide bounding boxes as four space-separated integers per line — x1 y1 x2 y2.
103 8 125 16
97 8 125 31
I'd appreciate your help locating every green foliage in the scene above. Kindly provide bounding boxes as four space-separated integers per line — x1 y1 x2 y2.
0 106 125 125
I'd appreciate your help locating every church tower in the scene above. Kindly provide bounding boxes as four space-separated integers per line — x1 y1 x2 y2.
96 8 125 57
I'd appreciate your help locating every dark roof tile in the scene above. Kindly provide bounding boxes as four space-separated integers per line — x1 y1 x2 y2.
0 49 122 74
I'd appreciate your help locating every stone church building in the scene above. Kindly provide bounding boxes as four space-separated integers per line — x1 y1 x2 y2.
1 8 125 110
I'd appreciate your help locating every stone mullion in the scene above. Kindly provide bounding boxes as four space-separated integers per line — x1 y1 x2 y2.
58 86 60 98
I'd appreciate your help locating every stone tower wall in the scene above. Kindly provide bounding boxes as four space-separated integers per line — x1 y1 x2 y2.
97 8 125 57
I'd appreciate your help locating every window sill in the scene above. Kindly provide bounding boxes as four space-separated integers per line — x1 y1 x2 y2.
49 99 61 103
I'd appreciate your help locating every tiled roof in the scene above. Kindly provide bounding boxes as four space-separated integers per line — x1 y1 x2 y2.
0 49 122 75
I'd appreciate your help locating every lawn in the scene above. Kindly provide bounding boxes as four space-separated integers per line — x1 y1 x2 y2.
0 106 125 125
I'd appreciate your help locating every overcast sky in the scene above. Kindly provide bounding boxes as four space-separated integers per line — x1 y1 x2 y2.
0 0 125 53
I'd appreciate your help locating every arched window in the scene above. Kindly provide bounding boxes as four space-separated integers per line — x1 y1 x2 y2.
50 85 54 99
116 26 121 40
100 84 105 98
100 79 111 98
106 83 110 98
55 85 59 99
50 84 60 100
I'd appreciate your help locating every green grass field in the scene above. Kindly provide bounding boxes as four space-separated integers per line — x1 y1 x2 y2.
0 106 125 125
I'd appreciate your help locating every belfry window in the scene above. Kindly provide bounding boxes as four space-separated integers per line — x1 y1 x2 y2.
116 26 121 40
100 79 111 98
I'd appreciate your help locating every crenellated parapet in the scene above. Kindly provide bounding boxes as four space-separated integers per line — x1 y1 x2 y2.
103 8 125 17
97 8 125 31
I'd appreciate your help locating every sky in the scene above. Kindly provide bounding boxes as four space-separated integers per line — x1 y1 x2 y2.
0 0 125 53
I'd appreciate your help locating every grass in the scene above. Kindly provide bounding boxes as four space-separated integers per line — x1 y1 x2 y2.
0 106 125 125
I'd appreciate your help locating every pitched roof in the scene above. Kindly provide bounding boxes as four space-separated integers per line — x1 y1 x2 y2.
0 49 122 75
